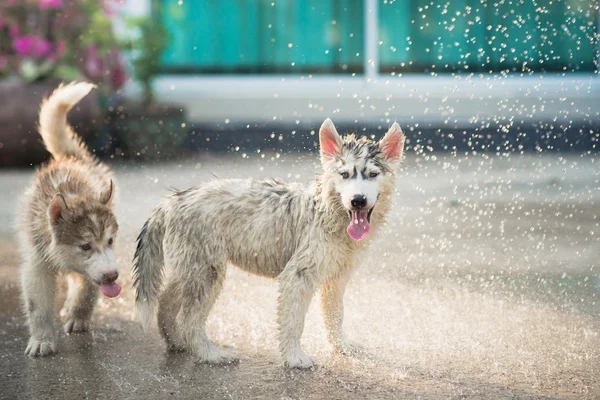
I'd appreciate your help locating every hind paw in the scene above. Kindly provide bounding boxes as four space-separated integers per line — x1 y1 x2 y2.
334 340 368 356
64 317 90 334
166 343 187 353
195 343 238 365
284 350 317 369
25 338 57 357
202 349 239 365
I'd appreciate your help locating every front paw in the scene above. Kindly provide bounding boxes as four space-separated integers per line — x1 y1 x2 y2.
25 337 57 357
201 348 239 365
64 317 90 334
284 349 317 369
334 340 367 356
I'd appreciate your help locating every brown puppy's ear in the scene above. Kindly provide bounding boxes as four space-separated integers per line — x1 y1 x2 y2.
48 193 68 224
379 122 405 162
100 180 114 205
319 118 343 162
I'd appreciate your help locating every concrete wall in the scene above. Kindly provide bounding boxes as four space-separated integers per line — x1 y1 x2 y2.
123 74 600 127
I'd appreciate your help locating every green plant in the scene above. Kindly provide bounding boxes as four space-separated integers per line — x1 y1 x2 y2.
123 13 169 107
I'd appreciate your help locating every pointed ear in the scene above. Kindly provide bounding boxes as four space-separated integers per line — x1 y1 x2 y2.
48 194 68 224
379 122 405 162
319 118 343 161
100 180 114 205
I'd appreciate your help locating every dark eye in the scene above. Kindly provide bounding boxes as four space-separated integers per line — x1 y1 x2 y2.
108 238 114 246
369 172 379 178
80 243 91 251
341 172 350 179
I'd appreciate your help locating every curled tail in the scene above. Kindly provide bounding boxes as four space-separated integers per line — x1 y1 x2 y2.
38 82 96 162
133 205 167 332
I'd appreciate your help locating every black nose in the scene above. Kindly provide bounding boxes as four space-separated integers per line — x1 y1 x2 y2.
351 195 367 208
102 271 119 283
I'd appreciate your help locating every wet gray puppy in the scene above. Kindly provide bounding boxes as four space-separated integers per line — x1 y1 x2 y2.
133 118 404 368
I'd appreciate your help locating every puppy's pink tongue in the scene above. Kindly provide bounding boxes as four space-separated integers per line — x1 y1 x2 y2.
100 281 121 298
347 210 370 241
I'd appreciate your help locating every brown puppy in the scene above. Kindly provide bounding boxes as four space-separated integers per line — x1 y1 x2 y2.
19 82 121 357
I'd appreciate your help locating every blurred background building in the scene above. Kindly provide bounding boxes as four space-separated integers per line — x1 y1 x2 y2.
123 0 599 129
0 0 598 165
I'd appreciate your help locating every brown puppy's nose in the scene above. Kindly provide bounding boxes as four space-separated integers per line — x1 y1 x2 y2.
102 271 119 283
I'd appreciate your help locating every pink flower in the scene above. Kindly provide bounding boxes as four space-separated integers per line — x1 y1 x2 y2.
38 0 64 9
102 0 125 16
13 35 53 59
0 18 5 29
13 36 35 56
81 45 104 81
32 38 53 58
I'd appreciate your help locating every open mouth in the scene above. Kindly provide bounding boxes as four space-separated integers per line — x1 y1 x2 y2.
346 206 375 242
347 208 374 223
97 281 121 298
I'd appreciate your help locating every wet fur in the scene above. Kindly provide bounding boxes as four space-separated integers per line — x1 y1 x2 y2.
133 119 404 368
18 82 119 357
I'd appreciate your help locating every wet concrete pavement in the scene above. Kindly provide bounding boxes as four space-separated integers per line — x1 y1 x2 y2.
0 153 598 399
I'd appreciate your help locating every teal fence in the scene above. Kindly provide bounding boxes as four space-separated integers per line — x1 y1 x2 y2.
159 0 364 73
158 0 598 74
379 0 598 72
